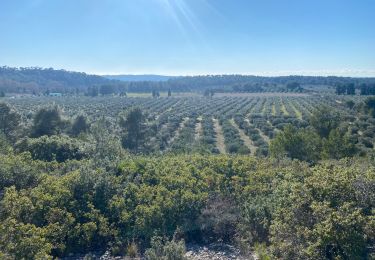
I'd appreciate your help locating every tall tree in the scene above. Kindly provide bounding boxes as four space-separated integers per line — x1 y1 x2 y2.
120 108 147 153
71 115 90 136
152 89 160 98
31 106 63 137
0 103 20 139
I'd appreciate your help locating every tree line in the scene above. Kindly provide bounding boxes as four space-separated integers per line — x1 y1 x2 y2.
336 83 375 95
2 66 375 94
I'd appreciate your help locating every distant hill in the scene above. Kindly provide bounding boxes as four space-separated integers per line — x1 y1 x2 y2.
0 66 119 93
2 66 375 94
123 75 375 93
104 74 175 82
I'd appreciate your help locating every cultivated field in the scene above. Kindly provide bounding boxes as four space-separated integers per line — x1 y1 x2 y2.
6 93 373 156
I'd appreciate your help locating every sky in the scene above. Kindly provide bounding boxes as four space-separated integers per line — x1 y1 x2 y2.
0 0 374 76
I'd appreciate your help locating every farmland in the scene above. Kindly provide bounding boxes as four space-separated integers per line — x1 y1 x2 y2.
5 93 374 157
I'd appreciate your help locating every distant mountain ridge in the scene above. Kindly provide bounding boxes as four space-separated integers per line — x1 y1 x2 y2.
103 74 175 82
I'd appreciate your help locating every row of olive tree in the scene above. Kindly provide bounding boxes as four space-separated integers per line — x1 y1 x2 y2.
270 106 356 163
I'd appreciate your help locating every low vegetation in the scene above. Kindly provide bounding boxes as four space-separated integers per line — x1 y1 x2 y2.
0 94 374 259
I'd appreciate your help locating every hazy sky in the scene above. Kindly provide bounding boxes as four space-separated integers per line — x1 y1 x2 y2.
0 0 374 76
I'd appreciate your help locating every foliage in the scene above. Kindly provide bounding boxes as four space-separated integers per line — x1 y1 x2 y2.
336 83 356 95
267 160 374 259
321 129 356 159
270 124 321 162
234 159 375 259
4 95 375 157
99 84 116 95
2 66 375 94
71 115 90 136
0 102 20 140
309 106 341 138
286 82 303 92
86 85 99 97
364 97 375 117
0 133 13 155
1 94 375 259
31 106 65 137
0 153 373 259
198 194 239 243
144 236 187 260
0 66 113 94
15 135 88 162
0 153 45 193
90 117 124 166
0 217 52 259
120 107 148 153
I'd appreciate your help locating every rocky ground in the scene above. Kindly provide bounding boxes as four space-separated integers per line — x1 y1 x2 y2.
61 243 255 260
185 243 255 260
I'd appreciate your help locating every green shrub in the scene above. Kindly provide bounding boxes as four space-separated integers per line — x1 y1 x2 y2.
144 236 186 260
15 135 88 162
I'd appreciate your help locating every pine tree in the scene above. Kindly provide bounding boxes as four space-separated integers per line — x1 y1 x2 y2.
31 106 63 137
120 108 148 153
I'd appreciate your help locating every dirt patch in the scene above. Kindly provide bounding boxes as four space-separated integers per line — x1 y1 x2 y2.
290 102 303 120
168 117 189 146
245 118 271 144
213 118 226 154
280 98 289 116
230 119 257 155
195 117 203 141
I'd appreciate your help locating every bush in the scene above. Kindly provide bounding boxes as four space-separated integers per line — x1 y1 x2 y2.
270 124 322 163
31 106 65 137
198 195 239 243
0 153 44 193
0 155 373 259
0 218 52 259
144 236 187 260
227 143 240 154
361 137 373 148
15 135 88 162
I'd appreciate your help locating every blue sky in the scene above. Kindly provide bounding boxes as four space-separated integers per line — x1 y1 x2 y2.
0 0 374 76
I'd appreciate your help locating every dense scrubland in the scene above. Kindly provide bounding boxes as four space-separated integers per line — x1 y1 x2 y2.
1 91 375 259
1 152 374 259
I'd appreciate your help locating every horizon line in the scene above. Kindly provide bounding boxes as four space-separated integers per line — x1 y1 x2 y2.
2 65 375 78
